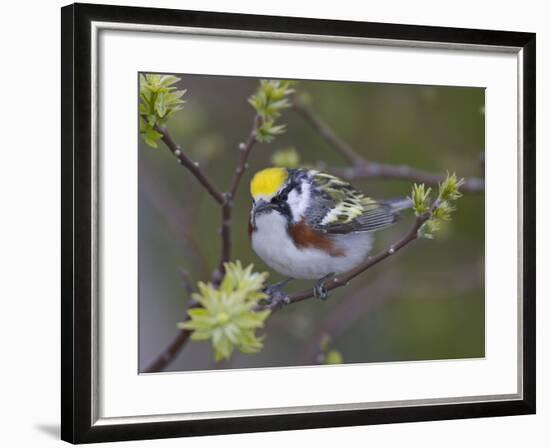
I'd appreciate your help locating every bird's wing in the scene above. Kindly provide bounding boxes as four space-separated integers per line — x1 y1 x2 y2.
323 201 398 234
309 171 398 234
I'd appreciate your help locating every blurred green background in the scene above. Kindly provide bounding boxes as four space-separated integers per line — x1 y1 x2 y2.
138 74 485 372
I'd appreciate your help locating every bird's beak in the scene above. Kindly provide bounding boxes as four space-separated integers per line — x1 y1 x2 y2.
253 199 274 216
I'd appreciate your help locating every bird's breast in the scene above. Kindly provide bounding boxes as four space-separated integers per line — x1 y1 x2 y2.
287 219 344 257
250 212 372 279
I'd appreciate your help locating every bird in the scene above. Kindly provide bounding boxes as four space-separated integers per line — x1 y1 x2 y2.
248 167 412 300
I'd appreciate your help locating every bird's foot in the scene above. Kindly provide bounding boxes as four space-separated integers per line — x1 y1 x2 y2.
265 278 293 292
263 278 293 309
313 273 334 300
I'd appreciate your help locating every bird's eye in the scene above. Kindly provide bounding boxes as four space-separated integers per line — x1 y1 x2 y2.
279 192 288 201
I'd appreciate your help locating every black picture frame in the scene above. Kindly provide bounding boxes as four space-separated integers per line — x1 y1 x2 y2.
61 2 536 444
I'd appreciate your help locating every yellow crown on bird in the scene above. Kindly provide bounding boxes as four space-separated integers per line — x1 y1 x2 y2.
250 167 288 200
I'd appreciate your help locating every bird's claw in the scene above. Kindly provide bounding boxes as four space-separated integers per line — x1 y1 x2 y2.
313 273 334 300
263 278 293 309
313 283 329 300
267 289 291 308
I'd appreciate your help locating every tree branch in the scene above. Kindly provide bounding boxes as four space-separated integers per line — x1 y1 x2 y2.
292 97 484 193
142 272 199 373
155 125 225 205
331 164 485 193
260 208 434 312
213 115 261 284
142 328 192 373
229 115 262 198
293 99 364 166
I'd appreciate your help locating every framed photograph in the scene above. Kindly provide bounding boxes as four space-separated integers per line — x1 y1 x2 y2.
61 2 536 443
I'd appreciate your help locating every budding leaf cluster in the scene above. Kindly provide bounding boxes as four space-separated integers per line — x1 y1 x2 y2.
178 261 271 361
325 350 344 365
418 219 440 239
139 74 186 148
410 183 432 216
438 172 465 202
319 334 344 365
248 80 295 143
270 147 301 168
410 172 465 239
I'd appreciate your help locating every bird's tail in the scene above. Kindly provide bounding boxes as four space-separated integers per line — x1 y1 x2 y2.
386 197 413 212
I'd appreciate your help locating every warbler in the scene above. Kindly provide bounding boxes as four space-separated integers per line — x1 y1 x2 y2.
248 167 412 299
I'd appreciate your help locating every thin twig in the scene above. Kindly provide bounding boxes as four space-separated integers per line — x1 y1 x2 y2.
142 329 192 373
215 194 233 285
293 99 365 166
292 97 484 193
229 115 262 198
331 164 485 193
213 115 261 284
142 273 198 373
155 125 225 205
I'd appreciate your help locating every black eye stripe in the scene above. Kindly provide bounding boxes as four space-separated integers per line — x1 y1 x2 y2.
273 186 291 201
273 171 306 203
271 191 288 203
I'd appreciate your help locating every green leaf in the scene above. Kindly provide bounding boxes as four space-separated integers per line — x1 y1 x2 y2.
267 98 291 112
267 124 286 135
146 114 157 127
438 172 465 201
139 73 186 148
409 183 432 216
139 117 147 132
223 323 241 344
177 262 271 362
155 92 167 117
213 331 234 361
166 89 186 102
145 128 163 141
144 137 158 148
432 201 455 221
188 308 208 317
411 172 464 239
248 79 294 144
140 88 152 103
190 330 212 341
159 75 180 87
418 218 440 239
139 73 150 88
325 350 343 364
256 121 287 143
233 311 270 329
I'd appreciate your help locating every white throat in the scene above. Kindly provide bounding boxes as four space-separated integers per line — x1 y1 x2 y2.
286 181 310 222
